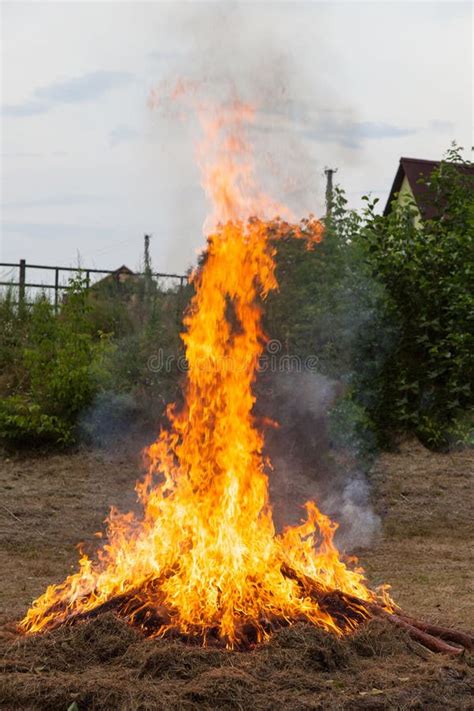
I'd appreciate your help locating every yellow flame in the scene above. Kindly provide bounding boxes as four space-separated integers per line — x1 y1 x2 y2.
21 100 391 646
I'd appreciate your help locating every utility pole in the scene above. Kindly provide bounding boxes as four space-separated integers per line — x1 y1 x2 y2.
324 167 338 217
144 234 152 301
144 234 152 276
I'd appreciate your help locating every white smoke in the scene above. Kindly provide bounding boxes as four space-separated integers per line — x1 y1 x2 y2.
260 370 380 551
144 2 359 271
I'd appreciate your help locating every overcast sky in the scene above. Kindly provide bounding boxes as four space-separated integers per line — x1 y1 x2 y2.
1 1 472 278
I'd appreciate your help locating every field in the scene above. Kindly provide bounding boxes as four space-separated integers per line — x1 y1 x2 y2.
0 440 472 709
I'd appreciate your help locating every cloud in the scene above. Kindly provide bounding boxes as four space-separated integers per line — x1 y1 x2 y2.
2 101 48 117
2 70 133 117
109 124 138 147
302 118 418 149
251 110 418 150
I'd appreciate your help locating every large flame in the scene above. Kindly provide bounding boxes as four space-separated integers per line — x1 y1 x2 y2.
20 101 390 647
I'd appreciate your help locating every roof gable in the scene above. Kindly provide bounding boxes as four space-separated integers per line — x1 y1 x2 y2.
384 158 439 218
384 157 474 219
113 265 134 275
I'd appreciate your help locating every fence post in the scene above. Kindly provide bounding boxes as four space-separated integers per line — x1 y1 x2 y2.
19 259 26 309
54 268 59 312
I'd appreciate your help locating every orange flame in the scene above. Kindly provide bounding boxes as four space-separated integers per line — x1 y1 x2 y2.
20 101 391 646
195 101 292 233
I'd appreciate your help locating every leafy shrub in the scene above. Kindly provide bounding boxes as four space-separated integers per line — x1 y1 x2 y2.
264 188 384 456
0 268 190 449
0 286 33 394
0 277 112 447
0 395 73 446
359 145 473 448
265 146 473 452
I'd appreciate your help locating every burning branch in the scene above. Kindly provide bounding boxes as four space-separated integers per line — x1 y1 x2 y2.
280 563 472 656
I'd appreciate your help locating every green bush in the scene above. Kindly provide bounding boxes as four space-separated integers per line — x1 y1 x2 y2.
264 188 383 456
0 286 32 393
359 145 473 448
264 146 473 452
0 277 112 447
0 395 73 446
0 269 190 449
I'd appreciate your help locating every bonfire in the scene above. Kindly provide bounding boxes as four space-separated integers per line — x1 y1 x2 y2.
19 101 472 657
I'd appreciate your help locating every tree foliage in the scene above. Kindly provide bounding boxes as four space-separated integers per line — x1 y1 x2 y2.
266 145 473 451
0 278 112 446
357 145 473 448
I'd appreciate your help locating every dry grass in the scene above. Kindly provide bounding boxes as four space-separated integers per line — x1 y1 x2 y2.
1 614 472 710
0 439 473 709
363 440 473 630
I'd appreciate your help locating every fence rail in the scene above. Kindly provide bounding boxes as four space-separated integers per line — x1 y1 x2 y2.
0 259 188 311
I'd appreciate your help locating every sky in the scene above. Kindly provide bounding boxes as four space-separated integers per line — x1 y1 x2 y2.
1 1 472 281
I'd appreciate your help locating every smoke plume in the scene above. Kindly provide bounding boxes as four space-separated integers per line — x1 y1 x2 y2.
258 370 380 550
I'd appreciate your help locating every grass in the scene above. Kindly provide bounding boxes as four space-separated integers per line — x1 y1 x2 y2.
1 615 472 710
0 439 472 709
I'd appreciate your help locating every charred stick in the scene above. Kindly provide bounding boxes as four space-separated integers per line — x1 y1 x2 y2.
387 614 464 656
281 563 376 615
397 614 474 651
280 562 471 654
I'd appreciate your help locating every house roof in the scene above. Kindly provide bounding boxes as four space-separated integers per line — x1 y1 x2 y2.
91 265 136 290
113 265 135 275
383 157 474 219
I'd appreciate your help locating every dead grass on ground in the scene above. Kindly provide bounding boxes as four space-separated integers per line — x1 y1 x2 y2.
0 439 473 709
1 614 472 710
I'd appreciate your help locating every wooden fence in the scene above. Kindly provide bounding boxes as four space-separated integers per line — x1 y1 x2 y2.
0 260 188 311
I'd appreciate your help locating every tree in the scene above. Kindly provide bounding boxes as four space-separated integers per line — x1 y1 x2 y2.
359 145 473 448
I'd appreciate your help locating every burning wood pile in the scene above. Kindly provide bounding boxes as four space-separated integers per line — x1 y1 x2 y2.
18 101 472 659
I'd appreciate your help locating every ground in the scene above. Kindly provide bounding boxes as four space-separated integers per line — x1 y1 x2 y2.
0 440 472 709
